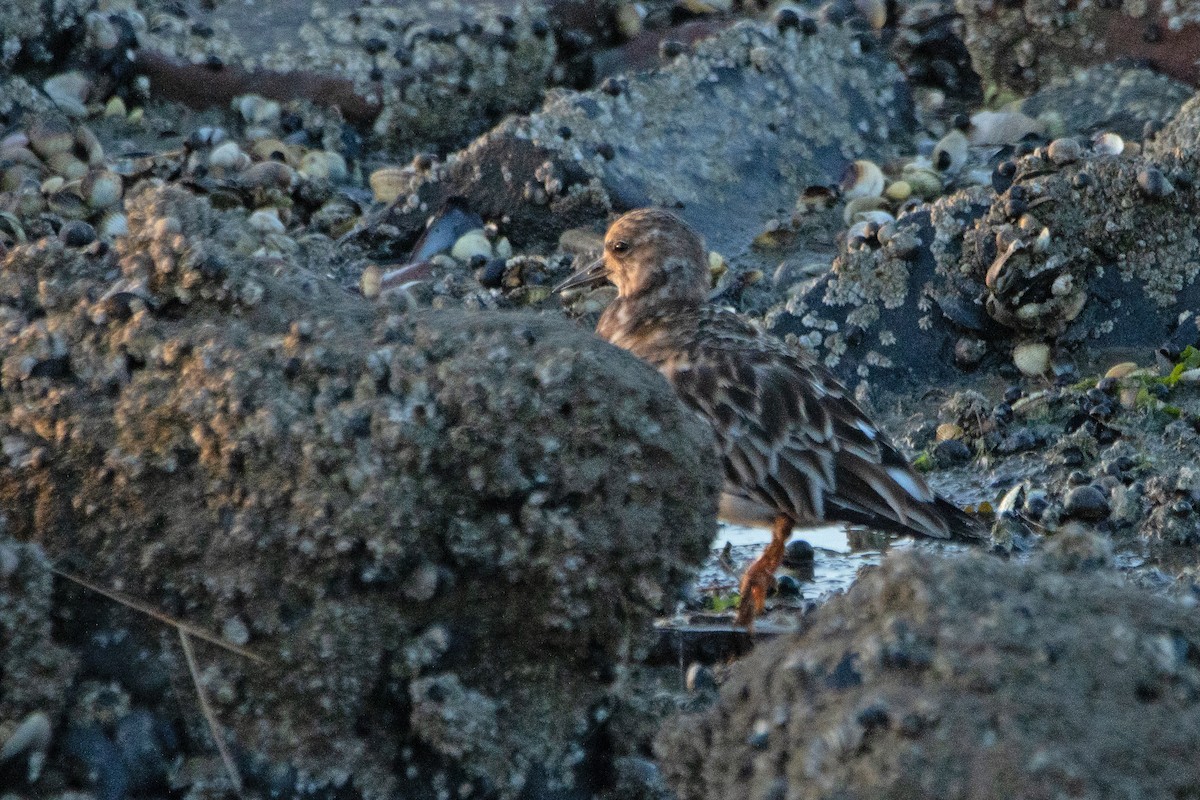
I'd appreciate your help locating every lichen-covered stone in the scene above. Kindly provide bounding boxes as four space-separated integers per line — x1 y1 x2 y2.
657 550 1200 800
0 183 720 798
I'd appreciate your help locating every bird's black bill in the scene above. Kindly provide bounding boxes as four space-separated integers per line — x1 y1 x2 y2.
553 257 608 294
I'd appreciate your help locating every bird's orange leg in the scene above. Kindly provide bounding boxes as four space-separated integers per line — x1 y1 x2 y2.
735 515 793 629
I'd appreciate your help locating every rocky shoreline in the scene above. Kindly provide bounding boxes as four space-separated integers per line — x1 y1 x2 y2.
3 1 1200 799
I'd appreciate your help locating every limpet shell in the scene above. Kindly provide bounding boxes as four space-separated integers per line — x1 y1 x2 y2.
932 129 968 173
450 229 492 263
82 169 123 209
936 423 963 441
901 165 942 199
842 195 888 225
1092 132 1124 156
884 180 911 201
240 160 296 191
46 153 88 181
1104 362 1139 379
840 159 885 200
1046 137 1081 165
369 167 408 204
27 115 75 158
298 151 348 182
1013 342 1050 377
252 138 301 165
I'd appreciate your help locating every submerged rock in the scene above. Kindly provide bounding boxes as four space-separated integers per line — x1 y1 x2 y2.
657 550 1200 800
0 183 720 798
362 19 916 254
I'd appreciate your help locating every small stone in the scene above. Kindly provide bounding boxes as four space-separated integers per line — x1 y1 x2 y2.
59 220 97 247
222 616 250 646
775 574 801 596
955 337 987 368
934 439 971 465
1046 137 1082 164
773 8 801 30
1063 485 1110 522
1137 167 1173 199
450 229 492 263
476 258 507 289
783 539 815 567
659 39 685 59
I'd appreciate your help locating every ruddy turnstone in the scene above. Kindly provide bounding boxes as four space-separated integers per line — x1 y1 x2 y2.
558 208 982 626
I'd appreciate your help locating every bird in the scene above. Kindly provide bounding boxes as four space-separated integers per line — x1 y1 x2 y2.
556 208 983 627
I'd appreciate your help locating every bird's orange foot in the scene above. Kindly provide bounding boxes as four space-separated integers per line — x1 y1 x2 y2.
735 562 777 629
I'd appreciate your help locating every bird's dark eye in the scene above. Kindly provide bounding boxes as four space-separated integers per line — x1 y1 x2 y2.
610 240 629 254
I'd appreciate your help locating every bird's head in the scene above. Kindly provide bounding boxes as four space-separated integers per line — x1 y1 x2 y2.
556 208 709 304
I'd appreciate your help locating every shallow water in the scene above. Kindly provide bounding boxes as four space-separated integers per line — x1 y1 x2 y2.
687 521 979 628
695 522 883 608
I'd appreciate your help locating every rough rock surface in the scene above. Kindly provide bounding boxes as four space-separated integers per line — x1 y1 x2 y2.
0 0 91 69
0 183 721 798
771 131 1200 395
657 545 1200 800
957 0 1200 94
1149 89 1200 167
1020 64 1195 139
130 0 556 149
365 19 916 255
0 535 78 784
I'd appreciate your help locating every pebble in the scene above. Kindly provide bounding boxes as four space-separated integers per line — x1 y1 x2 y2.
1137 167 1174 199
59 220 97 247
775 574 802 596
476 258 508 288
80 629 171 702
783 539 815 566
1064 485 1110 521
934 439 972 465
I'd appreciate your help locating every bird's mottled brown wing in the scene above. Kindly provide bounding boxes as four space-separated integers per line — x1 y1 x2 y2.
661 309 979 540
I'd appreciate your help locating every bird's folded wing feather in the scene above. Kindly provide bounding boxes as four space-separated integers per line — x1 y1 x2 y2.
662 316 959 539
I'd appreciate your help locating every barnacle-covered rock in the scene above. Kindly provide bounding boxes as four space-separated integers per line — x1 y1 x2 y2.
131 0 557 150
1020 64 1195 140
657 550 1200 800
0 0 90 69
772 131 1200 395
363 19 915 254
0 183 720 798
957 0 1200 95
